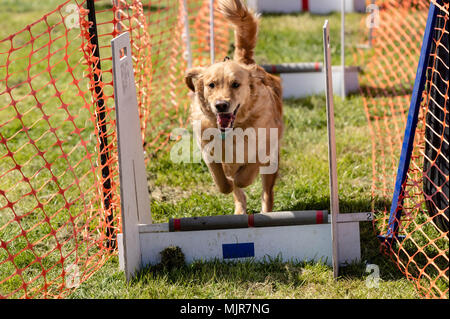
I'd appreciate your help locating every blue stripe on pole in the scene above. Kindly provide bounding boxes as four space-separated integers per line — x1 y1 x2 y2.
385 2 438 239
222 243 255 259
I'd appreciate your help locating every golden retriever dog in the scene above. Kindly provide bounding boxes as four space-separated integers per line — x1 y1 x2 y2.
184 0 283 215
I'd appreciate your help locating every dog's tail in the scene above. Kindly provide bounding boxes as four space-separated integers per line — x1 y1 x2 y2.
218 0 258 65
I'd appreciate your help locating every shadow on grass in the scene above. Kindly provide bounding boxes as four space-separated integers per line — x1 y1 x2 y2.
132 213 408 288
146 188 411 283
359 85 413 98
340 221 411 281
132 256 333 290
131 239 407 289
275 196 390 215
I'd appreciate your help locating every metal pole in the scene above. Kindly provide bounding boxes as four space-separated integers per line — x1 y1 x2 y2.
261 62 323 74
86 0 115 249
209 0 215 64
341 0 346 99
169 210 329 232
181 0 193 69
323 20 340 279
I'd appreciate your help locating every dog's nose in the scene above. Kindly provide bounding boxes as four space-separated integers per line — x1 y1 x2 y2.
215 100 230 113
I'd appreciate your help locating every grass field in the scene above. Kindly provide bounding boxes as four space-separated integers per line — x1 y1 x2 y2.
0 1 421 299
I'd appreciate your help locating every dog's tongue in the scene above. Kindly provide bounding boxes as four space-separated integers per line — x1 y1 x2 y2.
217 113 234 128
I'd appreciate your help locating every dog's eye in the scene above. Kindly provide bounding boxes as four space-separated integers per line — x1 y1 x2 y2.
231 81 240 89
208 82 215 89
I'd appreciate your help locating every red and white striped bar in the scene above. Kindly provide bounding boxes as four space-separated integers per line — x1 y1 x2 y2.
261 62 322 74
168 210 328 232
246 0 366 14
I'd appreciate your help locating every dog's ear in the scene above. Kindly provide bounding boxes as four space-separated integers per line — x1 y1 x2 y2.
247 64 266 81
246 64 268 88
185 67 205 92
247 64 282 100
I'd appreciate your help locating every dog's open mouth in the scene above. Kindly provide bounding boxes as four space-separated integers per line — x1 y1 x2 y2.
216 104 240 132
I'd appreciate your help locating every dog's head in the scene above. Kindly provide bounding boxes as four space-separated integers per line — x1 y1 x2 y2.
185 59 265 131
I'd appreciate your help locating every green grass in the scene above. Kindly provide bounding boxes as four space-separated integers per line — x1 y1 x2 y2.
69 252 418 299
0 0 112 298
255 12 364 65
0 1 422 299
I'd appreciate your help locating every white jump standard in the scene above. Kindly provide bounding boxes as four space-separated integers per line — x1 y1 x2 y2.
113 27 372 281
262 63 360 99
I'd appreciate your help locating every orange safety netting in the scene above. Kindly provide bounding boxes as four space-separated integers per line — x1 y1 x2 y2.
0 0 231 298
355 0 448 298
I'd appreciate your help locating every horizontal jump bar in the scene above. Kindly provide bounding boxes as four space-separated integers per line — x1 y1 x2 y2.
168 210 328 232
261 63 362 74
261 62 323 74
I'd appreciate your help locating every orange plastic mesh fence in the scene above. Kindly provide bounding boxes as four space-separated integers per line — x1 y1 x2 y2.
355 0 448 298
0 0 231 298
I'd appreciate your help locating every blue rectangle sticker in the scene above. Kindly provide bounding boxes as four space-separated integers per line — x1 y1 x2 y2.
222 242 255 259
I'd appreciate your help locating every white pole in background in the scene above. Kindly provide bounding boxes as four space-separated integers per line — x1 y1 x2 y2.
210 0 215 64
181 0 193 69
341 0 346 99
323 20 341 279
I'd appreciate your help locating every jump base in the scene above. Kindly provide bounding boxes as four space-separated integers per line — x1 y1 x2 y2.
113 31 373 281
118 218 363 270
281 66 360 98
